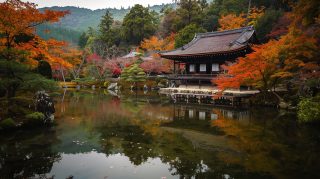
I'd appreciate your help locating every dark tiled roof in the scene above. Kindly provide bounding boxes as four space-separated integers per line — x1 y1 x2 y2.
160 26 255 57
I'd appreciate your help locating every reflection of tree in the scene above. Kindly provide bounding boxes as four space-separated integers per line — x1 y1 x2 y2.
98 124 155 165
0 128 61 178
54 90 320 179
211 111 320 179
158 134 204 178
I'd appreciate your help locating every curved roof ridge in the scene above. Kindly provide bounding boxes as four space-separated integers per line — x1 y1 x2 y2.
183 26 254 50
196 26 254 38
159 26 257 58
229 26 255 46
181 34 201 50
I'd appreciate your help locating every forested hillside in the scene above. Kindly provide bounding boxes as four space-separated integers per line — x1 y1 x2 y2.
37 4 174 44
37 24 82 45
39 4 173 31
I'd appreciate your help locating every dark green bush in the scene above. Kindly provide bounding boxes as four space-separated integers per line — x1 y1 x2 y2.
298 96 320 123
0 118 16 130
37 60 52 79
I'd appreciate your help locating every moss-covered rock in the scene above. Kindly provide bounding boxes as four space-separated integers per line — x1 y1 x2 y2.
103 81 111 88
0 118 16 130
24 112 45 125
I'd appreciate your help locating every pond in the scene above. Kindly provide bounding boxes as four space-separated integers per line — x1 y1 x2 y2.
1 90 319 179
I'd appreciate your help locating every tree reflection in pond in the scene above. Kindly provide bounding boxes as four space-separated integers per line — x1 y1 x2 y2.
1 90 319 179
0 128 61 178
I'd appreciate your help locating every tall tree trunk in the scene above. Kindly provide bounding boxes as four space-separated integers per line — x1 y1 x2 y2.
60 65 66 83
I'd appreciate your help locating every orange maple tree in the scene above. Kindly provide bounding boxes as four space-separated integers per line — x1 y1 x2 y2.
0 0 68 49
214 26 319 92
247 7 265 26
218 13 246 31
0 0 74 73
218 7 264 31
140 33 175 52
213 40 280 91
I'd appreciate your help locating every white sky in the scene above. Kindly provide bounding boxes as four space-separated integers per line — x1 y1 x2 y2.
4 0 174 9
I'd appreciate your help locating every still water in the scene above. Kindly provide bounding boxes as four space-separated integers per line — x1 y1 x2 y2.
1 90 319 179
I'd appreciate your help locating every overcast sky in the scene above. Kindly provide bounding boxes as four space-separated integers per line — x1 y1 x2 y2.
3 0 174 9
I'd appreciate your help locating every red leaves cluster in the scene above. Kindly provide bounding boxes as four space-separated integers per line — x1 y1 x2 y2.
140 59 171 75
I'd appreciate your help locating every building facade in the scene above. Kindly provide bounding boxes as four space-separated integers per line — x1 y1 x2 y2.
160 26 258 87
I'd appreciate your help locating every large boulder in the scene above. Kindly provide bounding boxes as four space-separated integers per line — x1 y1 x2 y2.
108 83 118 90
33 91 55 123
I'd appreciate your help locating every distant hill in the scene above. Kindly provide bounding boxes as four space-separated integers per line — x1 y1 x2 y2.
39 4 173 32
37 24 82 45
37 4 174 44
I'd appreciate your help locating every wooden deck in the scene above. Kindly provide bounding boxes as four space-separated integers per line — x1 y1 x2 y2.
160 87 260 97
167 74 219 80
160 87 260 106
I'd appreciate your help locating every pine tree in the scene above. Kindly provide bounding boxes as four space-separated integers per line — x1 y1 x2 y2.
99 10 113 33
121 64 146 89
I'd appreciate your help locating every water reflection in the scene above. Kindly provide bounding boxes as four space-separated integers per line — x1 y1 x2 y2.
0 90 319 179
0 128 61 178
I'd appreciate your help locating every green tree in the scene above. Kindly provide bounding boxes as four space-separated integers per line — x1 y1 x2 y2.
175 24 206 48
198 0 208 11
99 10 113 33
176 0 202 29
78 32 89 49
159 7 179 37
215 0 248 15
121 64 146 88
122 5 158 45
0 59 57 99
255 9 283 42
202 2 221 31
98 10 121 47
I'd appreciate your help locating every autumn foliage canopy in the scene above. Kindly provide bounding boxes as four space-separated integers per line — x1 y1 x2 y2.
0 0 72 68
214 1 320 93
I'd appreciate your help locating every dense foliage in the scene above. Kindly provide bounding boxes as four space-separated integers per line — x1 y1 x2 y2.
298 95 320 123
121 63 147 88
174 24 206 48
0 0 73 124
122 5 159 45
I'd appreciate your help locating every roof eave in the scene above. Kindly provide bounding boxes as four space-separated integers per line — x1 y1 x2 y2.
160 46 249 59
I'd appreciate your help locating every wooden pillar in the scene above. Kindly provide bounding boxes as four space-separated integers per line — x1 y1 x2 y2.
173 103 176 119
173 60 176 74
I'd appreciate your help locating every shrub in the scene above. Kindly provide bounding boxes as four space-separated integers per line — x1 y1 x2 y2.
25 112 45 125
298 96 320 123
36 60 52 79
104 81 110 88
0 118 16 130
145 80 157 88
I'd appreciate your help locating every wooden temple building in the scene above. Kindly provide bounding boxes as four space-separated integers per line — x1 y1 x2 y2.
160 26 258 87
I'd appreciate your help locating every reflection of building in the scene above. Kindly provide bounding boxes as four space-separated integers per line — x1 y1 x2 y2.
173 104 220 121
160 26 258 86
172 103 250 122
